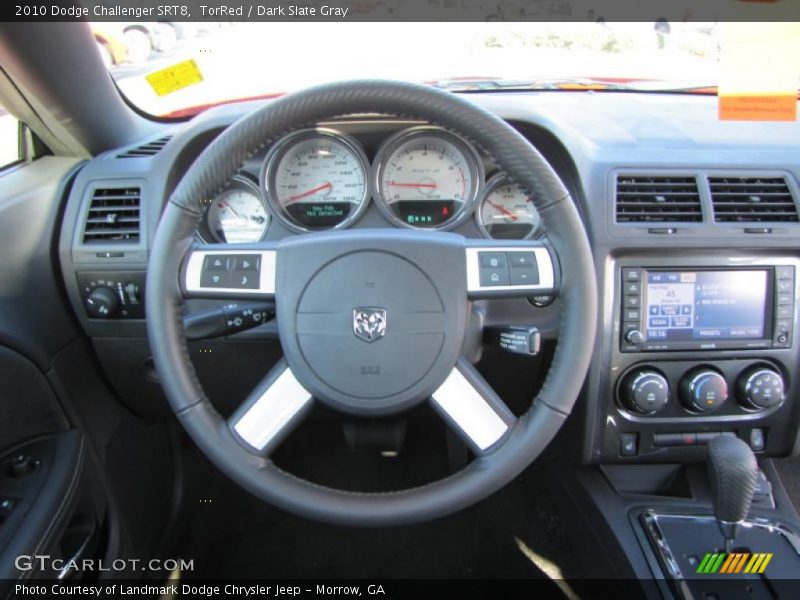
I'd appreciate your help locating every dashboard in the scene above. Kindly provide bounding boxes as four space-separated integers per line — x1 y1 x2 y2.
55 90 800 466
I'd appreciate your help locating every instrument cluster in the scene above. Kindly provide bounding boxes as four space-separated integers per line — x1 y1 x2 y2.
197 125 542 244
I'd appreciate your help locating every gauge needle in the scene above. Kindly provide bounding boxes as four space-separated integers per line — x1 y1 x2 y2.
388 181 437 188
218 201 244 220
488 200 518 221
287 182 332 203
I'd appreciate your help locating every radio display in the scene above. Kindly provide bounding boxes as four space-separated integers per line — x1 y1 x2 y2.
644 270 770 342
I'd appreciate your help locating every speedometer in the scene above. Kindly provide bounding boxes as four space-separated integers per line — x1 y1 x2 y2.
373 127 483 229
476 175 541 240
263 129 370 232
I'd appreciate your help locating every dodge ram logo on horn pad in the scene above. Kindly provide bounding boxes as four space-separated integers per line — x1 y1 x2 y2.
353 308 387 343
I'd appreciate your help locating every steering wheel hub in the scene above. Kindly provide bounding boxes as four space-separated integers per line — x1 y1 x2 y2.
277 230 468 415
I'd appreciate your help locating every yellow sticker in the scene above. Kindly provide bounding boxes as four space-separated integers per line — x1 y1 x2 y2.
719 23 800 122
146 60 204 97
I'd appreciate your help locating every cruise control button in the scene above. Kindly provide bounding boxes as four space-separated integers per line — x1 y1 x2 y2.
479 252 507 269
479 267 510 287
205 256 228 271
508 252 536 268
230 270 259 289
510 267 539 286
200 271 230 288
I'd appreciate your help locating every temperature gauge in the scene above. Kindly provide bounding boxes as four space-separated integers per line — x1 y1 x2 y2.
476 175 540 240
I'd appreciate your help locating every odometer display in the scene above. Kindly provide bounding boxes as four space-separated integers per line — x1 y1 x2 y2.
264 129 369 232
374 127 483 230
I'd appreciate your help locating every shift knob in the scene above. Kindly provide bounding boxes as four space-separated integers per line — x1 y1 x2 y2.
707 435 758 549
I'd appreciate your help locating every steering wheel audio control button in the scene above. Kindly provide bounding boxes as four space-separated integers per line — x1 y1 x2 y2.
480 265 510 287
479 252 507 268
510 267 539 286
508 252 536 268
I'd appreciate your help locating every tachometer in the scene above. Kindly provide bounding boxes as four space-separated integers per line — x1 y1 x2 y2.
263 129 370 232
476 175 540 240
373 127 483 229
202 176 269 244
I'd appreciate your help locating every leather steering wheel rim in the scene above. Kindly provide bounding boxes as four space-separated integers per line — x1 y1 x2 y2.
146 80 597 527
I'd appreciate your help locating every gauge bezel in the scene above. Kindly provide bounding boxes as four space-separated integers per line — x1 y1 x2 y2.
261 128 372 233
199 175 269 244
475 173 541 241
372 126 485 231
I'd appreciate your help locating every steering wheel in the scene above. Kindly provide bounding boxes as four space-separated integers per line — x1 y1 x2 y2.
146 80 597 526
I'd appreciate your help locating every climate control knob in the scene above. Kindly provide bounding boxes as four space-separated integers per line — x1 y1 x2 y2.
737 367 785 410
622 369 669 414
680 369 728 413
85 286 120 319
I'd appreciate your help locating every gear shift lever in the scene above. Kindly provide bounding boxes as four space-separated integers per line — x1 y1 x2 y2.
707 435 758 552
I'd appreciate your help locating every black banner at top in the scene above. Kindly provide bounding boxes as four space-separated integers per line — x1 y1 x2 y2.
5 0 800 22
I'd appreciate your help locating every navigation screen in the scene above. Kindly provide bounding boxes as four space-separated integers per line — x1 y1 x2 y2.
644 270 769 342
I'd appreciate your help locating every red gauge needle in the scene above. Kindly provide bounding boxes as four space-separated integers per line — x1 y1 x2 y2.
218 201 243 220
488 200 518 221
387 181 437 188
287 182 332 203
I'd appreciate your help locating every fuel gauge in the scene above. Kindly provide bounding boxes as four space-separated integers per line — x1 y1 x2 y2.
476 175 540 240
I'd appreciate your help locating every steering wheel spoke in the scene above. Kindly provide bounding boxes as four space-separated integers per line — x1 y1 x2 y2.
430 359 517 455
228 360 313 456
183 244 278 299
464 241 557 299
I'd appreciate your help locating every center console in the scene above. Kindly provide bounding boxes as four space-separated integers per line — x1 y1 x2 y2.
592 252 800 463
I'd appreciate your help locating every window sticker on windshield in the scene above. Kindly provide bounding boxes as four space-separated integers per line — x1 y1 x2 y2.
146 60 204 97
718 23 799 122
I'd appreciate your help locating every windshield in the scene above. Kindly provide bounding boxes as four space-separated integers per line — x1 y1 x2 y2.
96 22 797 117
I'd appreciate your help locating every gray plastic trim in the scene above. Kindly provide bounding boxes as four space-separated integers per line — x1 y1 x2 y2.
184 249 277 296
465 246 554 294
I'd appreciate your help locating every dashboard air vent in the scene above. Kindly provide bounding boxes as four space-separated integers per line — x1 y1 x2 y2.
615 175 702 223
710 176 798 223
116 135 172 158
82 187 141 243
